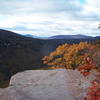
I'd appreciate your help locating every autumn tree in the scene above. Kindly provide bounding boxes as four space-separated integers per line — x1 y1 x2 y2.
42 43 69 68
42 42 96 69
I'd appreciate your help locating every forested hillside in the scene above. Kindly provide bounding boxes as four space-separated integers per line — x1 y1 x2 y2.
0 29 99 87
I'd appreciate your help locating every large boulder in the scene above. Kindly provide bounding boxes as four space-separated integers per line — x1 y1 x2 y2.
0 69 94 100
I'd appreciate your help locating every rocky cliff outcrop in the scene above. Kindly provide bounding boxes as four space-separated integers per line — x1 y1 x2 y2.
0 69 95 100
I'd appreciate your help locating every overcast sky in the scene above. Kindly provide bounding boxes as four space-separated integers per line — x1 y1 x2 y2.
0 0 100 37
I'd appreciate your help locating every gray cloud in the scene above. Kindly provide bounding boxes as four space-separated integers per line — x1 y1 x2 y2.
0 0 82 14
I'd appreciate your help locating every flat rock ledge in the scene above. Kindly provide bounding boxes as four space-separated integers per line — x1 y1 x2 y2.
0 69 95 100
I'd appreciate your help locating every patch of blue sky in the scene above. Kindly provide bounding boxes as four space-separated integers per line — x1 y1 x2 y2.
79 0 85 4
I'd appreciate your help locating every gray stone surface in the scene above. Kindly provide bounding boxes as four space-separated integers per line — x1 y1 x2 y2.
0 69 94 100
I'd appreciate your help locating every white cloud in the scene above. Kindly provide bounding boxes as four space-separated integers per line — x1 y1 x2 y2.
0 0 100 37
80 0 100 20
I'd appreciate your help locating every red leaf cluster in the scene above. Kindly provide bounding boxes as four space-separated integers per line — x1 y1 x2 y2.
78 57 100 100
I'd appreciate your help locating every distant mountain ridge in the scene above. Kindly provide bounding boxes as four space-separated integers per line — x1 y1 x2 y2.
49 34 93 39
24 34 40 38
95 36 100 39
24 34 48 39
24 34 100 39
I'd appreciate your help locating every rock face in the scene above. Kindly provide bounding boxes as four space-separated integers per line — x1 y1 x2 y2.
0 69 94 100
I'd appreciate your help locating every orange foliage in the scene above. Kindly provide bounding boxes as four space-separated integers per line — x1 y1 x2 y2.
42 42 96 69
